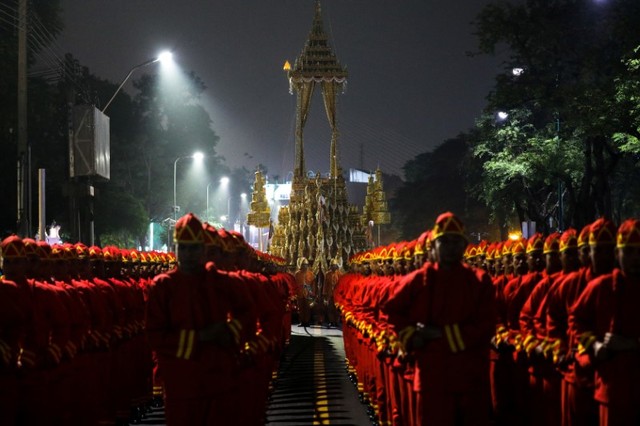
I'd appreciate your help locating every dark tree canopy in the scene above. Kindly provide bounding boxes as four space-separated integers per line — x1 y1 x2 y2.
393 134 495 241
470 0 640 228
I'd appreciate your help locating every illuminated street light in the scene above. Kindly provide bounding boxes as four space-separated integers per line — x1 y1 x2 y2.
497 111 509 121
173 151 204 224
157 51 173 63
206 182 214 223
512 67 524 76
102 50 174 113
217 176 231 226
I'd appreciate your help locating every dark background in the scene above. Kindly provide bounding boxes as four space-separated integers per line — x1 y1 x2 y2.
56 0 503 178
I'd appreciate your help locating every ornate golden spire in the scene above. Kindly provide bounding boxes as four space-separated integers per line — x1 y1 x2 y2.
272 2 367 270
247 170 271 228
286 0 348 183
287 0 348 84
372 168 391 226
363 168 390 226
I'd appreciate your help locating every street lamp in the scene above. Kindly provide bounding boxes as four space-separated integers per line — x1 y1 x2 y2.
206 182 214 223
102 50 173 113
219 176 230 227
173 151 204 223
239 193 248 235
496 111 509 121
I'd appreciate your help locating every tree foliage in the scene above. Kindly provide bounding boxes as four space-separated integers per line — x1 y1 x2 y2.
470 0 640 227
0 0 64 233
128 72 224 226
393 134 495 240
0 3 226 244
473 108 584 233
94 184 148 247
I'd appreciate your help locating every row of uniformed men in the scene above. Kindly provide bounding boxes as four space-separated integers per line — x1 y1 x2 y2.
144 213 297 426
0 224 297 426
335 213 640 426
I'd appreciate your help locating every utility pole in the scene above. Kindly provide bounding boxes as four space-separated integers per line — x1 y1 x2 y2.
16 0 29 236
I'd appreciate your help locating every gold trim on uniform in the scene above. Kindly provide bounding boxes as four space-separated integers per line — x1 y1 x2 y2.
176 329 187 358
452 323 465 351
183 330 195 360
444 325 458 353
577 332 596 355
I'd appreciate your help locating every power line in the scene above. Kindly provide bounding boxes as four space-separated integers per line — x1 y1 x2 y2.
0 2 93 103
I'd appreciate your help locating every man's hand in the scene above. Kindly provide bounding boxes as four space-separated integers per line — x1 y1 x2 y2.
603 332 640 352
593 341 609 362
412 323 442 349
198 322 233 347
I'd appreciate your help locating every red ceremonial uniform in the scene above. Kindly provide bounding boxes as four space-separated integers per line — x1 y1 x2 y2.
384 261 496 425
570 268 640 425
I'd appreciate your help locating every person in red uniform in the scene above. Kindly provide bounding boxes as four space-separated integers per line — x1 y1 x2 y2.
294 257 315 327
569 218 640 426
383 212 496 426
518 232 563 425
547 219 616 426
0 236 27 425
146 213 239 425
323 259 342 327
3 236 72 425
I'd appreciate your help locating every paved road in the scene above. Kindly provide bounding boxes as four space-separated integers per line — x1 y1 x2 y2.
134 324 372 425
265 324 371 425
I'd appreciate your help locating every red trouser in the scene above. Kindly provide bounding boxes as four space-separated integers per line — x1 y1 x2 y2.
387 361 404 426
416 389 490 426
490 353 518 426
374 353 387 423
403 371 415 426
528 370 546 426
562 379 597 426
165 396 238 426
540 370 561 426
599 402 640 426
0 372 19 426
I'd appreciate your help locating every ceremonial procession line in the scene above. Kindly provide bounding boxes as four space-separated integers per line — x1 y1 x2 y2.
2 211 640 425
133 325 371 426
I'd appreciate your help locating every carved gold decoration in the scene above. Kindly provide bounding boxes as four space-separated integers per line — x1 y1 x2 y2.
269 1 374 272
247 170 271 228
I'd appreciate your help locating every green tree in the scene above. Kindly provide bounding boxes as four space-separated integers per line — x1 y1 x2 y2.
130 72 224 225
393 134 495 240
94 184 148 247
611 47 640 218
473 0 640 226
472 108 583 233
0 0 64 233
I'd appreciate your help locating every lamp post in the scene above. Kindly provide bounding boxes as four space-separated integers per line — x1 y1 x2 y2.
102 51 173 113
220 176 230 227
173 152 205 224
206 182 213 223
239 192 247 235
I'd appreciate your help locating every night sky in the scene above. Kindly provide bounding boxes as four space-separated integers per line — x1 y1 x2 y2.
56 0 504 179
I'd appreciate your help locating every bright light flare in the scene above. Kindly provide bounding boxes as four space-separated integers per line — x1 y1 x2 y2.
220 176 230 185
157 51 173 64
497 111 509 121
192 152 205 162
508 232 522 241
